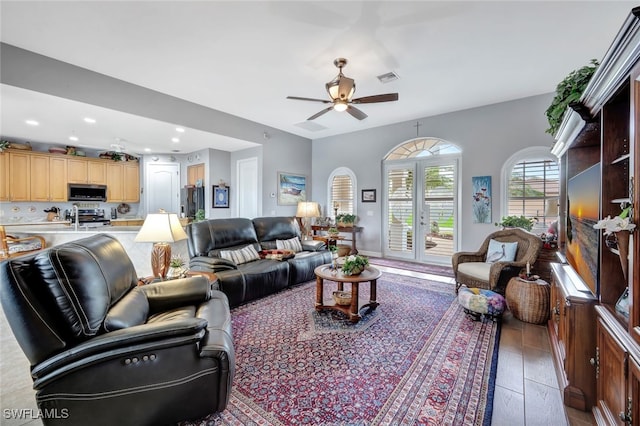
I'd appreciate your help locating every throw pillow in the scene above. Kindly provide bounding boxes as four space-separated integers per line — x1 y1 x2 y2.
485 239 518 263
219 245 260 265
276 236 303 253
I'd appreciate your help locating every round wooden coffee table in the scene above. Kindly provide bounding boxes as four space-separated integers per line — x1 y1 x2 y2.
314 264 382 323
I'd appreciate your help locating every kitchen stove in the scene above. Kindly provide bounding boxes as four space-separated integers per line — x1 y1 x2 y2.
66 208 111 227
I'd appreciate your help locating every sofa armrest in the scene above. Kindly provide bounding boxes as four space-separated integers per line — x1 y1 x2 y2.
189 256 237 272
140 276 211 313
452 251 484 269
302 240 326 252
32 318 209 382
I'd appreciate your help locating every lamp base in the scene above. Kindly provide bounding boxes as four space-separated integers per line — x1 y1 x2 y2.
151 242 172 279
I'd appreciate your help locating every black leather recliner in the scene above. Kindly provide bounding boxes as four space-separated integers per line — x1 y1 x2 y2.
0 234 234 426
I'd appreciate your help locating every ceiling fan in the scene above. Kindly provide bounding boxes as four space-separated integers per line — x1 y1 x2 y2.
287 58 398 121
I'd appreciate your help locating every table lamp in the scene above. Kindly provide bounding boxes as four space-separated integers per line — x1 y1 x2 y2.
135 212 187 279
296 201 320 241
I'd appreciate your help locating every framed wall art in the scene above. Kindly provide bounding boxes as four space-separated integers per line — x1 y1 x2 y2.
361 189 376 203
212 185 229 208
277 172 306 205
471 176 492 223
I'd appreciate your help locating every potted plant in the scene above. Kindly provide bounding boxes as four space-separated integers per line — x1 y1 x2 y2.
0 140 10 152
336 213 356 227
495 215 535 232
327 226 340 237
341 254 369 276
166 256 186 280
195 209 205 222
545 59 599 136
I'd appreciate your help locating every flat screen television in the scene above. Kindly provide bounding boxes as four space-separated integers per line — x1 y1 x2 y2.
565 163 600 296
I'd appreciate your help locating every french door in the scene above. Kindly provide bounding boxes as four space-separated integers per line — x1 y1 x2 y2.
383 158 458 264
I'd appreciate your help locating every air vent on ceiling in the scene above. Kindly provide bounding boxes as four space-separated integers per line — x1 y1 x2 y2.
377 71 399 84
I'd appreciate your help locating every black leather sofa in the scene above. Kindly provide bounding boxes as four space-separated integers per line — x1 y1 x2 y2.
0 234 234 426
186 216 332 307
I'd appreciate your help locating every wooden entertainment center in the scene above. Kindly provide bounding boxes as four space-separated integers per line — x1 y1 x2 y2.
550 7 640 423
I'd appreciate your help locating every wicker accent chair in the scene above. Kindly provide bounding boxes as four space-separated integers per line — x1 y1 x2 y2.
0 225 46 259
452 228 543 294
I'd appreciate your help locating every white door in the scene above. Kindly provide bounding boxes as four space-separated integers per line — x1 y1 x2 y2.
145 163 180 214
237 157 259 218
383 159 458 264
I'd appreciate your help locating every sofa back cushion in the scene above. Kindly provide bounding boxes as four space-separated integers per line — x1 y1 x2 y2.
34 234 138 339
253 217 301 250
186 218 258 257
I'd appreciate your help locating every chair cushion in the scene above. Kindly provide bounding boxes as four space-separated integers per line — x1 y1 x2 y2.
458 285 505 317
8 239 43 255
458 262 491 281
219 245 260 265
486 239 518 263
276 236 303 253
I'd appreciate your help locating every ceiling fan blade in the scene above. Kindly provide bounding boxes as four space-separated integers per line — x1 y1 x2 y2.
352 93 399 104
307 107 333 121
287 96 331 103
346 105 368 120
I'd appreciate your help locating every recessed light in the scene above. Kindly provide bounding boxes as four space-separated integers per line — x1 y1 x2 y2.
69 136 79 142
144 148 151 152
25 119 39 126
84 117 96 124
171 137 180 143
175 127 185 133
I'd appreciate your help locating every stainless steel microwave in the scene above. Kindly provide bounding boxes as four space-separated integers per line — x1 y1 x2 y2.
68 184 108 202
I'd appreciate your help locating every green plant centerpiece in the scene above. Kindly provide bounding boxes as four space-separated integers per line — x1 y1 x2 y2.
495 215 535 232
545 59 599 136
0 140 10 152
336 213 356 227
166 256 187 280
341 254 369 276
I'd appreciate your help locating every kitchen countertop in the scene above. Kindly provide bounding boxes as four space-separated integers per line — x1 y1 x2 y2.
5 225 141 233
0 220 72 227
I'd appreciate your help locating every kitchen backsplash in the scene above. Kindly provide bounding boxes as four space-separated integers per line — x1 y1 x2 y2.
0 202 141 223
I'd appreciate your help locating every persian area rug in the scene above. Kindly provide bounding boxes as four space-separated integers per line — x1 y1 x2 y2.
183 273 499 426
367 257 455 278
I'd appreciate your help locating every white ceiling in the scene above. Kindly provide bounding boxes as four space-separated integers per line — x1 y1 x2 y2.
0 1 636 154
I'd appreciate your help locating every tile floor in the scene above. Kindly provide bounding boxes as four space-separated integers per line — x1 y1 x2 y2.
0 266 597 425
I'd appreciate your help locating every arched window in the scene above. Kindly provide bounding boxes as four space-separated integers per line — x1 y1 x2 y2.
327 167 356 218
502 147 559 233
385 138 461 160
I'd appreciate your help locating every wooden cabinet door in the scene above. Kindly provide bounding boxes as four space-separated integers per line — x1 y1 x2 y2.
29 154 50 202
0 153 9 201
49 156 67 202
596 319 628 426
187 163 204 186
67 159 88 183
106 163 123 202
630 357 639 426
9 152 30 201
87 161 106 184
122 163 139 202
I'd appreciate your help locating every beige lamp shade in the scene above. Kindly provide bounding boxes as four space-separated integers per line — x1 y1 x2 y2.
135 213 187 243
296 202 320 218
135 213 187 279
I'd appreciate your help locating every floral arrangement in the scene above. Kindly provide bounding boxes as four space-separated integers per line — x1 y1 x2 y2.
341 254 369 276
593 206 636 235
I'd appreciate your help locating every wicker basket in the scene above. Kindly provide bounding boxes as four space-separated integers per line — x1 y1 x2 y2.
505 278 550 324
332 291 352 305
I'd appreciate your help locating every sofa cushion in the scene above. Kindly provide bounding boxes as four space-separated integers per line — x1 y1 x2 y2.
219 245 260 265
104 287 149 332
486 239 518 263
276 236 303 253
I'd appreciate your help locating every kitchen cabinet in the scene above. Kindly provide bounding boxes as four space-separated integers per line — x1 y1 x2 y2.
187 163 205 186
8 151 30 202
106 162 140 203
87 161 106 184
30 154 67 202
68 159 106 184
0 152 9 201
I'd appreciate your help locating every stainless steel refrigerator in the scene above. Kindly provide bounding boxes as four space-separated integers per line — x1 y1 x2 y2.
181 186 205 219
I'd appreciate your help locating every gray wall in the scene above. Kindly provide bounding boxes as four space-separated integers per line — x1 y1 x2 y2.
311 93 557 254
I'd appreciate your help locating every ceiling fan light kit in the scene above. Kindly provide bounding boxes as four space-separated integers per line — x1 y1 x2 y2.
287 57 398 121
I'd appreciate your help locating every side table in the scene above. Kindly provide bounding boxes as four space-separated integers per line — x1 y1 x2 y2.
505 276 550 324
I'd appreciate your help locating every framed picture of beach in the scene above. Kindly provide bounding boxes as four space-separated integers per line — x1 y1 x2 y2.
277 172 307 205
